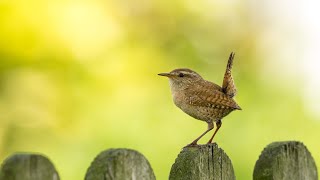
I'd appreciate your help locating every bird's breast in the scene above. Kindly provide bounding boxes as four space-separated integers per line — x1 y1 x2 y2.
171 89 235 123
171 91 209 122
171 90 184 108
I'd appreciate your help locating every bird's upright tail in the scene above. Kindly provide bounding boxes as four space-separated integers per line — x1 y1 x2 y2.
222 52 237 98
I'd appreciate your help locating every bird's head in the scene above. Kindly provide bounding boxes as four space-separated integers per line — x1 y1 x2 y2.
158 68 203 90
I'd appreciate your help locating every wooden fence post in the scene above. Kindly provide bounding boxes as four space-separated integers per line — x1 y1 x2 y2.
85 148 155 180
253 141 318 180
0 153 60 180
169 143 235 180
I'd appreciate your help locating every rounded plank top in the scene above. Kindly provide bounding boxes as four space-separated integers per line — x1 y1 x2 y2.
85 148 155 180
0 153 60 180
170 143 235 180
254 141 318 180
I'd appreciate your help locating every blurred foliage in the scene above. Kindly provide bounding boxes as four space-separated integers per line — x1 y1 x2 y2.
1 0 319 179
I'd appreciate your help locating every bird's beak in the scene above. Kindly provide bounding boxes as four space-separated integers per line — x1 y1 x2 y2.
158 73 172 77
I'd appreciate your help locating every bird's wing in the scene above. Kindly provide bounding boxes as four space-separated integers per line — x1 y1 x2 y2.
222 52 237 98
188 87 241 110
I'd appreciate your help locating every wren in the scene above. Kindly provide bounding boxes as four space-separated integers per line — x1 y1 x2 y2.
158 52 241 146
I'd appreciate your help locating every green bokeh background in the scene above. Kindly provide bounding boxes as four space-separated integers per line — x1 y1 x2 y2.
1 1 319 179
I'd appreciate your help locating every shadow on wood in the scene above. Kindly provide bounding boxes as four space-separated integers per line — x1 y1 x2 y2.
0 153 60 180
85 148 155 180
169 143 235 180
253 141 318 180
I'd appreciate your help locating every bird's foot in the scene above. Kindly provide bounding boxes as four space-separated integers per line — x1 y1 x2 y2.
206 141 214 145
184 142 198 148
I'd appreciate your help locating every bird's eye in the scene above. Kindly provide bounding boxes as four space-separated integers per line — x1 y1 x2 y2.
178 73 184 77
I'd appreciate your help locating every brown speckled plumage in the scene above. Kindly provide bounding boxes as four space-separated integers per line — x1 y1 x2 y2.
158 52 241 146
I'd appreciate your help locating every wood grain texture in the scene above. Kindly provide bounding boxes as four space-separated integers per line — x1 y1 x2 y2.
85 148 155 180
0 153 60 180
169 143 235 180
253 141 318 180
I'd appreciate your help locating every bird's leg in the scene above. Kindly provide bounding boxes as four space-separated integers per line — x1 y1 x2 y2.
185 122 214 147
207 120 222 144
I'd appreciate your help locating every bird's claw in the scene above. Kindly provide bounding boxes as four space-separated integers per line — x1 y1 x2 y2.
184 142 198 148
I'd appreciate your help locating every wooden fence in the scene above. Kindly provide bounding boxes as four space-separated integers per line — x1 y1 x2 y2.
0 141 318 180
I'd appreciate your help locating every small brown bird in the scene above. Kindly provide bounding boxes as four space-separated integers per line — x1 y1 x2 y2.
158 52 241 146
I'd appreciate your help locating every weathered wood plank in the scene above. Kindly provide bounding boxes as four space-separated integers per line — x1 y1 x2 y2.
253 141 318 180
0 153 60 180
169 143 235 180
85 148 155 180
